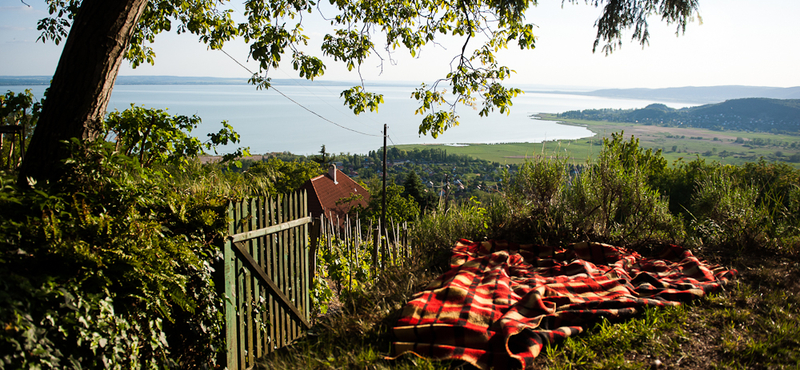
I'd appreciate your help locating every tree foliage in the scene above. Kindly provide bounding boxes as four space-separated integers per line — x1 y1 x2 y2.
104 104 248 168
1 140 227 369
246 157 323 196
358 179 420 224
401 169 438 212
572 0 700 55
0 90 41 170
311 145 336 167
36 0 702 139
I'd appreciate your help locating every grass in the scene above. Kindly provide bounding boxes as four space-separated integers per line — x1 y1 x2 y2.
537 251 800 369
393 116 800 168
393 141 599 165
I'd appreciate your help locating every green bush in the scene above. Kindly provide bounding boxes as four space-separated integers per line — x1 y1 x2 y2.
652 156 718 218
504 157 566 212
561 133 683 246
0 139 228 369
245 158 322 197
104 104 248 168
494 155 582 245
312 234 377 315
0 100 260 368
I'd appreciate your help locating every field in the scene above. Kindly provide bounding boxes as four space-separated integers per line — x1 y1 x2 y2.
393 115 800 167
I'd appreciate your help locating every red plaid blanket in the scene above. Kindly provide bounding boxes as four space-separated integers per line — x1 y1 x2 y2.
390 240 737 369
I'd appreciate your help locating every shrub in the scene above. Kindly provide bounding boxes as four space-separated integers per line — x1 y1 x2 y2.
503 156 566 218
561 133 683 246
0 140 228 369
654 157 718 218
689 167 767 250
499 156 573 244
0 100 260 368
104 104 248 168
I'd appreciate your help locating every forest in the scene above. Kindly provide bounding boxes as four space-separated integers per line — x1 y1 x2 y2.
558 98 800 134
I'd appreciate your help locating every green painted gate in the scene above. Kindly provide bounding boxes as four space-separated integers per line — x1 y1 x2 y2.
222 191 315 370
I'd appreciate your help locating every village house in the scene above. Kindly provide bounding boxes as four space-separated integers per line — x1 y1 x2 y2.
300 164 370 227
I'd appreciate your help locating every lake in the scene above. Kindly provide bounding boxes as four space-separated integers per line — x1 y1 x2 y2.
7 83 696 155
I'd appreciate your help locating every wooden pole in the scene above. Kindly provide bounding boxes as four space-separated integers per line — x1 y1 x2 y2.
381 124 387 266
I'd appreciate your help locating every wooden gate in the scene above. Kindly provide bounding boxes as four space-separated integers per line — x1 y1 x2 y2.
223 191 314 370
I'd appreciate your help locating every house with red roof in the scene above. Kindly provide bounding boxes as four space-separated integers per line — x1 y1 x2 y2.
301 164 370 226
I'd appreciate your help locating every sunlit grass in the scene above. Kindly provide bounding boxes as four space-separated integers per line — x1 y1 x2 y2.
393 116 800 168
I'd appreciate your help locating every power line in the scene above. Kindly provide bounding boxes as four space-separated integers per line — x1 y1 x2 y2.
272 66 380 130
387 125 403 147
219 49 381 138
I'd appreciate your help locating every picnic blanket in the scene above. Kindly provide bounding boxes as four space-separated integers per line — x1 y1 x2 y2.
390 240 737 369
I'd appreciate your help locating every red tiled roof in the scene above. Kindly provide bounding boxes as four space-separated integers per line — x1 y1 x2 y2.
300 168 370 223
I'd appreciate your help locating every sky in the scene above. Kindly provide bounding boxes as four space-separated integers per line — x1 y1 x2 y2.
1 0 799 90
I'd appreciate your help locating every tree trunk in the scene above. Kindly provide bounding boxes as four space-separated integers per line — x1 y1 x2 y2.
18 0 148 186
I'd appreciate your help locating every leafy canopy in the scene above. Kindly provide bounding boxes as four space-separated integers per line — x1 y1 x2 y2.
38 0 699 138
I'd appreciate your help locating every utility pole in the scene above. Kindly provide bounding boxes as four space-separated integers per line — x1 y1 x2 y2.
381 124 388 266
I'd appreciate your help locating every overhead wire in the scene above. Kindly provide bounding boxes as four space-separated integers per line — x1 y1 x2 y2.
219 48 381 138
272 65 380 131
386 124 404 148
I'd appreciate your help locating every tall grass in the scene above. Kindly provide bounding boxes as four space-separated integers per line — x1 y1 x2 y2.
410 196 507 270
161 160 276 200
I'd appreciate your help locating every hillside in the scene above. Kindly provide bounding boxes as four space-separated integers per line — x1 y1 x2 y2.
557 98 800 134
542 85 800 104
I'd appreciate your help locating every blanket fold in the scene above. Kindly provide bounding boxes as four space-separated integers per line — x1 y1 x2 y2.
390 240 737 369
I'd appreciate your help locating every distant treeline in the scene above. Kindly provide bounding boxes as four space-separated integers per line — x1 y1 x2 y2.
558 98 800 134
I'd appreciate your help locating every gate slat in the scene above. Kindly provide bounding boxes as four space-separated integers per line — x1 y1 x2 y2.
277 194 287 349
250 197 262 361
290 192 298 342
258 197 270 358
224 203 238 370
236 201 247 368
244 199 254 366
261 198 275 354
301 191 310 321
269 198 281 349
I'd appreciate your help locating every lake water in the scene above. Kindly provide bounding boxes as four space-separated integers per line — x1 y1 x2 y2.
8 83 696 155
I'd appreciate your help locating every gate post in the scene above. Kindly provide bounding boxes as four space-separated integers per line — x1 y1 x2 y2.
309 216 321 285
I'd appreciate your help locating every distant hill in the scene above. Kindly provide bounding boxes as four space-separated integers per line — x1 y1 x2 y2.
557 98 800 134
5 76 798 105
0 75 250 86
537 85 800 104
0 75 416 87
